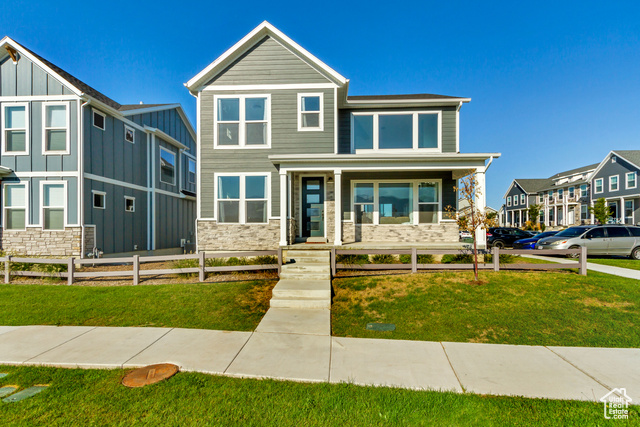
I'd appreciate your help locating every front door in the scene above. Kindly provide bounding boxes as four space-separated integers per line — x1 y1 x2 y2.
608 201 618 223
301 177 324 239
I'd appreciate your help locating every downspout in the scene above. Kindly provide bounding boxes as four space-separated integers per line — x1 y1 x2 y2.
485 156 494 172
79 98 91 258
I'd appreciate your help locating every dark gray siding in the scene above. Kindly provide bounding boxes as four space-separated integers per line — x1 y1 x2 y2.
156 138 181 192
505 183 526 212
181 154 196 194
155 194 196 249
338 106 457 154
591 156 640 199
127 107 196 154
199 88 335 218
0 55 74 96
206 36 331 86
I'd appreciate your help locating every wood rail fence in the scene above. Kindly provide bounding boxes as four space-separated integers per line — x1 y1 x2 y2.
1 250 282 285
330 247 588 276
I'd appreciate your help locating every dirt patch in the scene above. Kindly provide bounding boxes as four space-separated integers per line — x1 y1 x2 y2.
580 298 634 309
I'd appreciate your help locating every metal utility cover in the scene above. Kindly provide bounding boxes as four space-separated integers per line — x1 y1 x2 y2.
366 323 396 332
0 386 18 398
122 364 179 388
2 385 48 403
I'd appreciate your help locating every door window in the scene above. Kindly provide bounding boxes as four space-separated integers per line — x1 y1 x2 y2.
585 228 605 239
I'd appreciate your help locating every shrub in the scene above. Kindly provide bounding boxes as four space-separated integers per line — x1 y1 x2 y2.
226 257 249 266
371 254 395 264
336 254 369 265
441 253 474 264
252 255 278 265
399 254 435 264
171 258 199 278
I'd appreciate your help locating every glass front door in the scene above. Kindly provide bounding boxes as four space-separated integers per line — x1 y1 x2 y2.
302 177 324 238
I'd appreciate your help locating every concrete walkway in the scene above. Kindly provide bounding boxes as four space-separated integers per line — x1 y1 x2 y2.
0 324 638 403
522 254 640 280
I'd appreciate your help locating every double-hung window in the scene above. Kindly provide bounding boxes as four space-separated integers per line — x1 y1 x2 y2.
2 103 29 154
538 193 543 202
42 183 65 230
43 102 69 154
216 174 268 224
557 189 563 200
580 184 588 197
609 175 619 192
351 111 440 151
418 182 439 223
4 184 27 230
298 93 323 131
568 187 575 198
187 158 196 185
594 178 603 194
354 183 374 224
507 196 511 207
520 194 526 205
160 147 176 185
581 205 589 221
626 172 637 189
215 95 269 148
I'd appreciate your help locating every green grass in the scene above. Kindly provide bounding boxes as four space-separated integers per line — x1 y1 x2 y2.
0 281 275 331
332 271 640 347
588 257 640 270
0 365 628 426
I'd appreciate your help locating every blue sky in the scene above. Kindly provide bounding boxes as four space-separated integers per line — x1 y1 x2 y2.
3 1 639 208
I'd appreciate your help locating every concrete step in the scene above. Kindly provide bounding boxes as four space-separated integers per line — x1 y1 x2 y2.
286 250 331 259
270 296 331 309
286 257 329 265
272 279 332 299
279 272 331 281
281 264 330 274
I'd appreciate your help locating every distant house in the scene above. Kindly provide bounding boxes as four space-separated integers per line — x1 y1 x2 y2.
185 21 500 250
589 151 640 225
0 37 196 256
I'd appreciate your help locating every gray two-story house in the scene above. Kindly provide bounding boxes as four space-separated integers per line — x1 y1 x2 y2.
0 37 196 256
186 22 500 250
589 150 639 225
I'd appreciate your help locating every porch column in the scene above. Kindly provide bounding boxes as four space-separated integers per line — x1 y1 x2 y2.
475 170 487 247
334 170 342 245
279 171 287 246
590 200 595 224
621 197 625 223
563 203 568 226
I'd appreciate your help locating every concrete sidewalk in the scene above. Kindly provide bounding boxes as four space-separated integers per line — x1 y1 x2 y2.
0 324 638 403
522 254 640 280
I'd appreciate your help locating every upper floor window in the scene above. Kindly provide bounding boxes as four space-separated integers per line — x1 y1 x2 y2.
124 125 135 144
626 172 637 189
188 158 196 185
548 190 553 199
3 184 27 230
520 194 525 205
351 111 440 152
159 147 176 186
609 175 619 192
298 93 323 131
580 184 588 197
92 190 106 209
507 196 511 207
538 192 543 202
125 196 135 212
214 95 270 148
42 183 65 230
2 103 29 155
557 189 563 199
216 173 268 224
568 186 575 198
92 109 105 131
594 178 603 194
43 103 69 154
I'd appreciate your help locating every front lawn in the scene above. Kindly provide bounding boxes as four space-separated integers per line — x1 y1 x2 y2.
588 257 640 271
0 365 618 426
332 271 640 348
0 281 275 331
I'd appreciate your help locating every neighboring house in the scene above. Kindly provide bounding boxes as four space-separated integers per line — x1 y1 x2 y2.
186 22 500 250
0 37 196 257
457 198 498 219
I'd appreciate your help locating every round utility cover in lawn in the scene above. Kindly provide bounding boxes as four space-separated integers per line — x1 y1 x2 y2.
122 364 179 388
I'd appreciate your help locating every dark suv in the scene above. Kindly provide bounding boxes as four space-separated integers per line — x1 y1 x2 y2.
487 227 532 248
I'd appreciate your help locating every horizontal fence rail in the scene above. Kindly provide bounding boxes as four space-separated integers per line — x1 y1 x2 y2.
331 247 587 276
0 248 283 285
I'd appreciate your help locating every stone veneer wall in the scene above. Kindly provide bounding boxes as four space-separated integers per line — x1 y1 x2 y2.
342 222 458 244
1 227 82 256
197 219 280 250
83 226 96 254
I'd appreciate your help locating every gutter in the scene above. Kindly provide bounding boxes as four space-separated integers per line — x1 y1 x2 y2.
79 98 91 258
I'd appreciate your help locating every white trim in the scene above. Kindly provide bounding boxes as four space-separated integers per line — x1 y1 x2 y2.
609 175 619 192
187 157 196 185
507 196 511 207
520 194 525 205
92 108 106 131
297 92 324 132
214 172 271 224
155 188 191 199
456 101 461 153
1 102 30 156
144 126 188 150
345 98 471 106
196 92 202 222
594 178 604 194
2 182 29 230
124 124 135 144
120 104 196 142
213 94 271 149
42 101 71 155
12 171 79 178
296 173 328 239
40 180 68 230
85 173 148 193
0 95 78 102
333 86 338 154
350 111 442 153
151 134 156 250
202 83 337 91
626 171 637 190
159 146 177 186
92 190 106 209
124 196 135 212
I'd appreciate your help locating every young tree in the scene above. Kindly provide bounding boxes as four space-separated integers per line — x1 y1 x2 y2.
525 204 542 230
589 197 612 225
455 172 497 282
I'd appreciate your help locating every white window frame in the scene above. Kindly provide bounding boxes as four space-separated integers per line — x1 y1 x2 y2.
187 157 196 185
594 178 603 194
520 194 525 205
350 111 442 153
42 102 70 155
538 192 543 202
297 92 324 131
580 184 588 197
92 108 106 131
3 182 28 231
609 175 619 192
40 180 67 231
124 124 135 144
214 172 271 224
1 102 30 155
626 172 637 190
507 196 511 207
124 196 135 212
92 190 106 210
159 146 176 186
213 94 271 149
568 186 575 198
350 179 442 225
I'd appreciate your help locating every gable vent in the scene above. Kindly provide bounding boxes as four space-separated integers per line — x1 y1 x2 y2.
612 156 617 163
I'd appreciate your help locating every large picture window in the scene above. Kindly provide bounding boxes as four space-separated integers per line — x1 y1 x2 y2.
2 103 29 154
42 183 65 230
216 174 269 224
215 95 269 148
159 147 176 185
4 184 27 230
43 103 69 154
351 111 440 152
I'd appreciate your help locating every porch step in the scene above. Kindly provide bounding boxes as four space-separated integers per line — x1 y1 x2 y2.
270 295 331 309
272 279 331 299
286 250 331 259
279 272 331 281
281 264 330 274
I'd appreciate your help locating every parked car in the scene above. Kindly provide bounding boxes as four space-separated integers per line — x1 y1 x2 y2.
536 225 640 259
513 231 559 249
486 227 533 248
459 230 472 239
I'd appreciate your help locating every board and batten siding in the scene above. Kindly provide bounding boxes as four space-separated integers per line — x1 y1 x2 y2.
338 106 457 154
592 156 640 199
205 36 332 86
0 55 75 97
127 107 196 153
199 88 335 218
155 193 196 249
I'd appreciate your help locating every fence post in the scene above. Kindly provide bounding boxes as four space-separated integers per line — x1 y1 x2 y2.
67 257 75 285
579 246 587 276
331 248 336 277
199 251 206 282
277 247 282 276
411 248 417 274
493 247 500 272
133 255 140 285
5 256 11 284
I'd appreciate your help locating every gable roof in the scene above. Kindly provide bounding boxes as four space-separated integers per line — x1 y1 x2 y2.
186 21 348 92
347 93 467 101
550 163 599 180
613 150 640 169
118 104 173 112
514 178 553 193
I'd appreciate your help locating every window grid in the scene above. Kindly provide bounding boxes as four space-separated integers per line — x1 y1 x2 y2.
214 95 270 148
215 173 269 224
3 183 27 230
2 103 29 155
609 175 619 192
298 93 323 131
43 102 69 154
626 172 637 189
